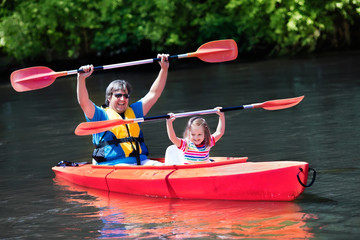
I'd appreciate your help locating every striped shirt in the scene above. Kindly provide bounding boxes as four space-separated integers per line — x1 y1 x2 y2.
178 136 216 163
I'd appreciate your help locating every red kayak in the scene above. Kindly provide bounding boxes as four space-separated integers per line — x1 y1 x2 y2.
52 157 315 201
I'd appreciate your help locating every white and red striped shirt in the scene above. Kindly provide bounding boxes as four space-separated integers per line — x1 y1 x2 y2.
178 136 216 163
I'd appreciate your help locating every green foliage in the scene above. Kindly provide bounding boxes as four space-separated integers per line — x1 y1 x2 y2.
0 0 100 61
225 0 360 55
0 0 359 62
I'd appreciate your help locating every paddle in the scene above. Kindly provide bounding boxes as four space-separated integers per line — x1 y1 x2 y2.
75 96 304 136
10 39 238 92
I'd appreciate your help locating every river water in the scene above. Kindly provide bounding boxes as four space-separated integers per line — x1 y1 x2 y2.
1 51 360 239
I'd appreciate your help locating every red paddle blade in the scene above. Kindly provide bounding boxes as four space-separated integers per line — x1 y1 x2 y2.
189 39 238 63
259 96 305 110
10 66 67 92
75 119 136 136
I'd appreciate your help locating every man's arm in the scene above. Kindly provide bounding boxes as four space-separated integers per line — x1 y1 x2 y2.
141 54 169 116
77 65 95 119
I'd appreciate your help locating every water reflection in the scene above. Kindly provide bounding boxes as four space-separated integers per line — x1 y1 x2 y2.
54 177 316 239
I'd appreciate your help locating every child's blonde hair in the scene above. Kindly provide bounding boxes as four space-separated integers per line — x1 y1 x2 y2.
183 116 212 147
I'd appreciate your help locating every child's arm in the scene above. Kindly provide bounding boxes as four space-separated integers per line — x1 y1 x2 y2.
212 107 225 142
166 113 182 147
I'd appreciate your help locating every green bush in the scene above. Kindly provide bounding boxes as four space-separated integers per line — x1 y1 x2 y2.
0 0 359 62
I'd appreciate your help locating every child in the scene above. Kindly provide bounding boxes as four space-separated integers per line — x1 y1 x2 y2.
165 107 225 165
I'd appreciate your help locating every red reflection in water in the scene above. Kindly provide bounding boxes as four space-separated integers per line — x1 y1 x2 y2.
54 177 316 239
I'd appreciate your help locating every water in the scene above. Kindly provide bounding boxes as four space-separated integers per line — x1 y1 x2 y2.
1 51 360 239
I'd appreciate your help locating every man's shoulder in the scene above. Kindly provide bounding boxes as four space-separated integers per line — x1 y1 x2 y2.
130 100 144 117
89 104 108 121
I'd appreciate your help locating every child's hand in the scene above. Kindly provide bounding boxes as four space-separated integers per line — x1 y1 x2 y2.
214 107 224 116
167 113 176 123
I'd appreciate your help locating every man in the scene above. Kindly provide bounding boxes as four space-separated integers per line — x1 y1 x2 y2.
77 54 169 165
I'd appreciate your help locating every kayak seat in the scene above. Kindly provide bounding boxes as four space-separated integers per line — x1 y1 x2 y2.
165 145 185 165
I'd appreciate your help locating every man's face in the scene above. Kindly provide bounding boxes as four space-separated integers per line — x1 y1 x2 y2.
108 90 130 114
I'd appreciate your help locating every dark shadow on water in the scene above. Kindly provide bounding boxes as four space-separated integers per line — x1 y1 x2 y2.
296 193 337 203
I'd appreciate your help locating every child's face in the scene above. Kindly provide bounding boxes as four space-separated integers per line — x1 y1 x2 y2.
189 125 205 145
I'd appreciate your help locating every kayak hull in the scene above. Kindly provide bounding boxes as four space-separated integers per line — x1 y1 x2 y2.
52 157 310 201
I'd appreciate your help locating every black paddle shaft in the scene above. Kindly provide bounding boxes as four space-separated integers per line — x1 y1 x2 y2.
221 106 245 112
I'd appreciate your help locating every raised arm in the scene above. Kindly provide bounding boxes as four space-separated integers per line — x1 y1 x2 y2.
77 65 95 119
212 107 225 142
166 113 182 147
142 54 169 116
